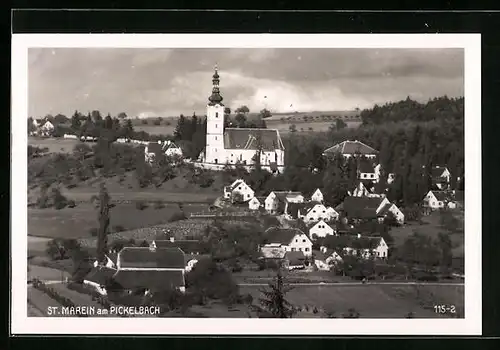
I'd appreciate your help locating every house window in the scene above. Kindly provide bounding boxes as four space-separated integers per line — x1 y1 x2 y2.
309 218 313 220
246 194 250 198
215 124 218 128
302 239 306 243
214 159 218 164
377 252 380 257
215 112 219 118
313 210 316 213
291 248 296 251
305 248 310 252
438 201 443 206
295 239 298 242
299 248 302 251
215 136 217 141
322 210 326 213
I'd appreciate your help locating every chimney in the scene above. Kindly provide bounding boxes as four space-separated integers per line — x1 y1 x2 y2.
170 236 175 243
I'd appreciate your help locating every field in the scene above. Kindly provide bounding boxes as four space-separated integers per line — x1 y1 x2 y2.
390 211 464 248
27 202 211 239
28 137 86 154
239 284 463 318
28 287 64 317
134 120 362 136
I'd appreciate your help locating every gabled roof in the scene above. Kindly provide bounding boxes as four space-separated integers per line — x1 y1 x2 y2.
284 251 306 265
165 141 181 150
337 197 385 219
84 266 117 285
430 191 453 202
346 236 384 250
118 247 185 269
264 227 306 245
358 159 376 173
377 203 394 216
260 246 287 259
224 128 284 151
323 140 378 156
152 240 207 255
431 166 450 178
113 269 185 291
271 191 303 201
146 142 164 155
287 203 308 219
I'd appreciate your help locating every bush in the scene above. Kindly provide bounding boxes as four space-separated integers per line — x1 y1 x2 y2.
66 199 77 208
135 201 148 210
89 228 99 237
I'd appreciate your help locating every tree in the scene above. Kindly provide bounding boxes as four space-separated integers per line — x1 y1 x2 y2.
28 117 37 134
174 114 187 140
54 114 69 124
235 113 247 128
123 119 134 139
235 105 250 114
224 107 231 116
437 232 453 267
251 269 296 318
104 114 113 130
289 124 297 133
117 112 128 120
335 118 347 130
70 110 82 132
96 184 111 263
260 108 272 119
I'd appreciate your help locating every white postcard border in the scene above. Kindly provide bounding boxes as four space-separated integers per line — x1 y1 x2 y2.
11 33 482 335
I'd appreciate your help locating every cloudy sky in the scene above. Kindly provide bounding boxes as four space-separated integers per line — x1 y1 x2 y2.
28 48 464 118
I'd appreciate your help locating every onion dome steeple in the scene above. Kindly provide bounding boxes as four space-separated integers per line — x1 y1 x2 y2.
208 64 224 106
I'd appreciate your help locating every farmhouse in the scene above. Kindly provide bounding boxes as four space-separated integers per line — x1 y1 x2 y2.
264 191 304 215
343 236 388 259
351 181 385 198
357 159 378 182
150 238 206 255
113 246 187 293
248 196 263 210
223 179 255 203
262 227 313 257
310 188 324 203
335 196 391 223
308 219 337 239
288 202 339 223
198 66 285 173
144 140 183 163
83 266 117 296
283 251 308 270
428 165 452 190
313 246 343 271
322 140 378 159
378 202 405 224
423 190 463 210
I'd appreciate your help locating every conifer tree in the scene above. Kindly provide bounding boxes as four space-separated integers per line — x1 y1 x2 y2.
96 184 111 263
252 268 296 318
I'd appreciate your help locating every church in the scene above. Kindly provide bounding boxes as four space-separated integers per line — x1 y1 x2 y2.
197 66 285 173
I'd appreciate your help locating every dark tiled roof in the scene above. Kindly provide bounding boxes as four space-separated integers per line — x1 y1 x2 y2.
224 128 284 151
147 142 163 155
339 197 385 219
287 203 308 219
323 140 378 156
84 266 117 285
347 236 383 250
358 159 375 173
454 191 464 202
285 251 306 265
113 269 185 291
118 247 185 269
377 203 393 216
264 227 305 245
431 166 449 178
431 191 453 202
153 240 206 254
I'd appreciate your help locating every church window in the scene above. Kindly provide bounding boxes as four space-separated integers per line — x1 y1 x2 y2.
215 136 217 140
214 159 218 164
215 124 218 128
216 112 219 118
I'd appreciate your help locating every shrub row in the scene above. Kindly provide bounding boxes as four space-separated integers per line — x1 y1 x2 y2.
31 278 88 317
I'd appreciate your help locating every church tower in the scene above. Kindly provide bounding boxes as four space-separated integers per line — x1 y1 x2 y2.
205 65 225 164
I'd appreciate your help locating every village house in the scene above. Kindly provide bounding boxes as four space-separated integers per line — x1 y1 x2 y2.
310 188 324 203
351 181 385 198
264 191 304 215
335 196 396 224
262 227 313 257
308 219 337 239
322 140 379 159
430 165 452 190
144 140 183 163
283 251 309 270
423 190 464 210
342 236 389 259
357 159 378 182
223 179 255 203
248 196 264 210
313 246 343 271
83 246 188 296
288 202 339 223
378 202 405 224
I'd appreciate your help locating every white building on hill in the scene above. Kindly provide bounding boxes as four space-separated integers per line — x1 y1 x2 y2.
197 66 285 173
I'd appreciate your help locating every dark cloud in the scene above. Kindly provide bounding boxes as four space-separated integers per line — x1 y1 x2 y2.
28 48 464 118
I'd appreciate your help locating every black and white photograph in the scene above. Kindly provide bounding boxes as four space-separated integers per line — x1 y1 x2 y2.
11 34 481 335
